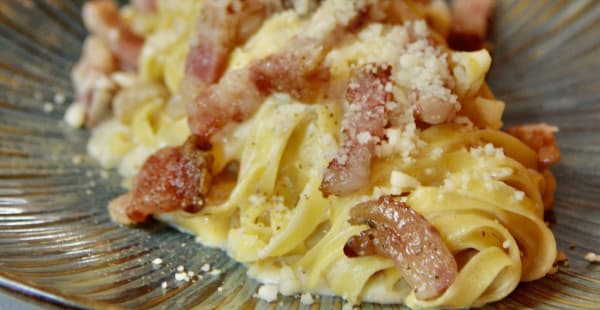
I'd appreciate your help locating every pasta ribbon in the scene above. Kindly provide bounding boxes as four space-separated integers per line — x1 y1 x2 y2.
85 1 558 307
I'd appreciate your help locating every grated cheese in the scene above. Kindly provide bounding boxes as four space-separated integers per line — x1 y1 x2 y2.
54 92 65 104
257 284 279 302
300 292 314 305
64 103 85 128
43 102 54 113
357 131 374 145
174 272 189 282
430 147 443 160
152 258 163 265
584 252 600 263
514 191 525 201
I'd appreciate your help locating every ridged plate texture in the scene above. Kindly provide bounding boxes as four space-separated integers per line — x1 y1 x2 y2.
0 0 599 309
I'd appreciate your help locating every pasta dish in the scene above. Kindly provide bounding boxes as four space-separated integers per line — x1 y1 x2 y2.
65 0 561 308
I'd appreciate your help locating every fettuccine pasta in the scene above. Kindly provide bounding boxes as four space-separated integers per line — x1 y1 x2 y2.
68 0 560 308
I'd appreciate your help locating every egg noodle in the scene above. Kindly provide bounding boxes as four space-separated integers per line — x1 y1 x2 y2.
77 0 558 308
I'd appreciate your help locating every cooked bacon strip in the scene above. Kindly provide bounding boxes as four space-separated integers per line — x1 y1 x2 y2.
320 63 392 197
185 0 271 86
183 0 325 89
110 0 334 224
71 36 118 127
448 0 495 51
187 48 327 143
345 196 458 300
505 123 560 168
181 0 320 116
83 0 144 69
108 136 213 225
72 0 145 128
250 38 331 101
187 69 264 142
187 1 368 144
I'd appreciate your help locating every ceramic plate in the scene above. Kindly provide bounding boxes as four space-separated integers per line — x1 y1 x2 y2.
0 0 599 309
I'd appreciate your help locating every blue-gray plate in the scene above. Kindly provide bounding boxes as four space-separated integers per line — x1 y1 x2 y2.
0 0 598 309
